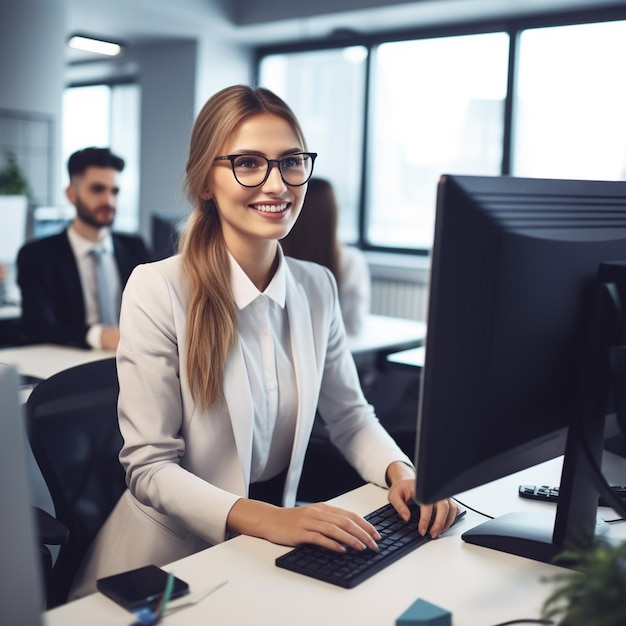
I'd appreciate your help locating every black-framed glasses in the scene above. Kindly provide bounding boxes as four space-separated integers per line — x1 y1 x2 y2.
214 152 317 187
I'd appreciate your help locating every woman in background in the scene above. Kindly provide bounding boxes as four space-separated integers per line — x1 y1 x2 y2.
280 177 370 335
71 85 457 597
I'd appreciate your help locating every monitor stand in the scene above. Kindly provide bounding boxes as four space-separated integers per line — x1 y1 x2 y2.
461 511 612 566
463 277 624 567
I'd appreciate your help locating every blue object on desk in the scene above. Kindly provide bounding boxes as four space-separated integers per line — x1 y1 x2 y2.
396 598 452 626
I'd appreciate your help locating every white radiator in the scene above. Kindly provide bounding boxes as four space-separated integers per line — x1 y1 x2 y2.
370 278 429 321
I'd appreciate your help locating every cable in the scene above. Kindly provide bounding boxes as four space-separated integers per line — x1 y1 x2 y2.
451 496 494 519
489 620 553 626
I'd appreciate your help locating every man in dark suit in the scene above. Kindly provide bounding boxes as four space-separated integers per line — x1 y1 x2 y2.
17 147 151 349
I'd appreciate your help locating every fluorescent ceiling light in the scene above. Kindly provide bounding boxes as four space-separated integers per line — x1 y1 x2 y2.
68 35 123 57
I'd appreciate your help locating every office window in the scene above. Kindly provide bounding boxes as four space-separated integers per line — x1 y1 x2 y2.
259 46 367 243
513 20 626 181
367 33 509 249
62 83 141 233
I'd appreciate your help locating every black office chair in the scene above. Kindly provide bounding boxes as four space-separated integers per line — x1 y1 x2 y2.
25 357 126 607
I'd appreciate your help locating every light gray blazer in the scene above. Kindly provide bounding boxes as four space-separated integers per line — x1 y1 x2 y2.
72 254 411 597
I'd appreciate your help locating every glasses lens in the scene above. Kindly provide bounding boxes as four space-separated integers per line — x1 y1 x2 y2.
280 154 314 186
231 155 269 186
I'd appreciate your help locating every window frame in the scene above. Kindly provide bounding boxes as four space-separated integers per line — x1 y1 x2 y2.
253 5 626 255
62 77 141 234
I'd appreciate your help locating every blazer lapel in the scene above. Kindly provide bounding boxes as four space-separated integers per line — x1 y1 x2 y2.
223 340 254 488
283 269 320 504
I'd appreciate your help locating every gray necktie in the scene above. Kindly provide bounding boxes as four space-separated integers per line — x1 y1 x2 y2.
89 246 117 326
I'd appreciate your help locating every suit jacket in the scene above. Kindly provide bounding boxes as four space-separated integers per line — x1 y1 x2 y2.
16 229 152 347
71 254 411 597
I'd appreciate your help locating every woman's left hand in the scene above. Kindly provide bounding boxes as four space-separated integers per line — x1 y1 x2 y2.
386 461 458 539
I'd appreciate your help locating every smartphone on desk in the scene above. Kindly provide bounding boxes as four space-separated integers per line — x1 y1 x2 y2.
97 564 189 611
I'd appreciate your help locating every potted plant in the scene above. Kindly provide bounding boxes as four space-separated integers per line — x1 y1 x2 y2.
542 539 626 625
0 151 30 297
0 150 30 196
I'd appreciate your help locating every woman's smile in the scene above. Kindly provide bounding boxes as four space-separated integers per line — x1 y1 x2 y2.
249 201 290 216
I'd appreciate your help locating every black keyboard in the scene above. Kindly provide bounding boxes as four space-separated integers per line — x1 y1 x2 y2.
275 502 466 588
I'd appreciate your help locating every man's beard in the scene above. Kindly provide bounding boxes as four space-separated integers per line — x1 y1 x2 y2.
74 195 115 229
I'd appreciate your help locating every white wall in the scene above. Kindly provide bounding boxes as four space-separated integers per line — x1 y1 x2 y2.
195 37 253 115
131 36 251 240
130 40 199 237
0 0 66 203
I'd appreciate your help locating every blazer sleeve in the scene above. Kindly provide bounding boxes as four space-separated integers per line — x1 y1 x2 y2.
116 263 241 546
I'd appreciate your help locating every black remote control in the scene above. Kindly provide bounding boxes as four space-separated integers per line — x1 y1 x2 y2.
519 484 626 507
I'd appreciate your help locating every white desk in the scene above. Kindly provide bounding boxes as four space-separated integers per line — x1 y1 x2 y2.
0 314 425 381
42 454 626 626
386 346 425 370
0 303 20 321
0 344 114 380
347 314 426 357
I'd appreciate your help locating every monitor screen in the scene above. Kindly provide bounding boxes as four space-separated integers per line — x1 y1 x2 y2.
414 174 626 564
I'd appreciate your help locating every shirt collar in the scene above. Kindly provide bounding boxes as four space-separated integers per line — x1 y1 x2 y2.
67 224 114 259
229 246 287 310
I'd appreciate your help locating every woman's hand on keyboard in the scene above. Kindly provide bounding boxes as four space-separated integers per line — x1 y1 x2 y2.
414 498 458 539
386 461 458 539
227 498 381 553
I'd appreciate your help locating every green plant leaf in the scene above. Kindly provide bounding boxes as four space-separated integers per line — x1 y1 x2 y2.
0 150 30 196
542 539 626 626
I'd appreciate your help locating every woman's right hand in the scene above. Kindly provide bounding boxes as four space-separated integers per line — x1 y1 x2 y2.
226 499 381 553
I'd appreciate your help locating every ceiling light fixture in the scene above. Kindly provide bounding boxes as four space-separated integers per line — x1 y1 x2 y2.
68 35 123 57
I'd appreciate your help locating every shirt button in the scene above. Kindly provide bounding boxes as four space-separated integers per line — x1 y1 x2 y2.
268 382 276 390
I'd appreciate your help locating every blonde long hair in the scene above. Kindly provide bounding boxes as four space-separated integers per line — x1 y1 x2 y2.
179 85 307 410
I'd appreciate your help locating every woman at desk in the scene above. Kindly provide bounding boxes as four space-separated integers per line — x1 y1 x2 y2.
72 85 457 597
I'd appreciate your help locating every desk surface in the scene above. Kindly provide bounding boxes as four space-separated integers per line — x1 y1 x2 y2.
0 344 114 380
0 309 426 352
0 314 425 380
386 345 425 369
42 454 626 626
347 314 425 356
0 303 20 321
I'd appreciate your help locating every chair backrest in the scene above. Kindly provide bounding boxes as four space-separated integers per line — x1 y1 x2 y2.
25 357 125 606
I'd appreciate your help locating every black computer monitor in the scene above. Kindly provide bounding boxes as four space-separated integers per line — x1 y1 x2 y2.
415 174 626 565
